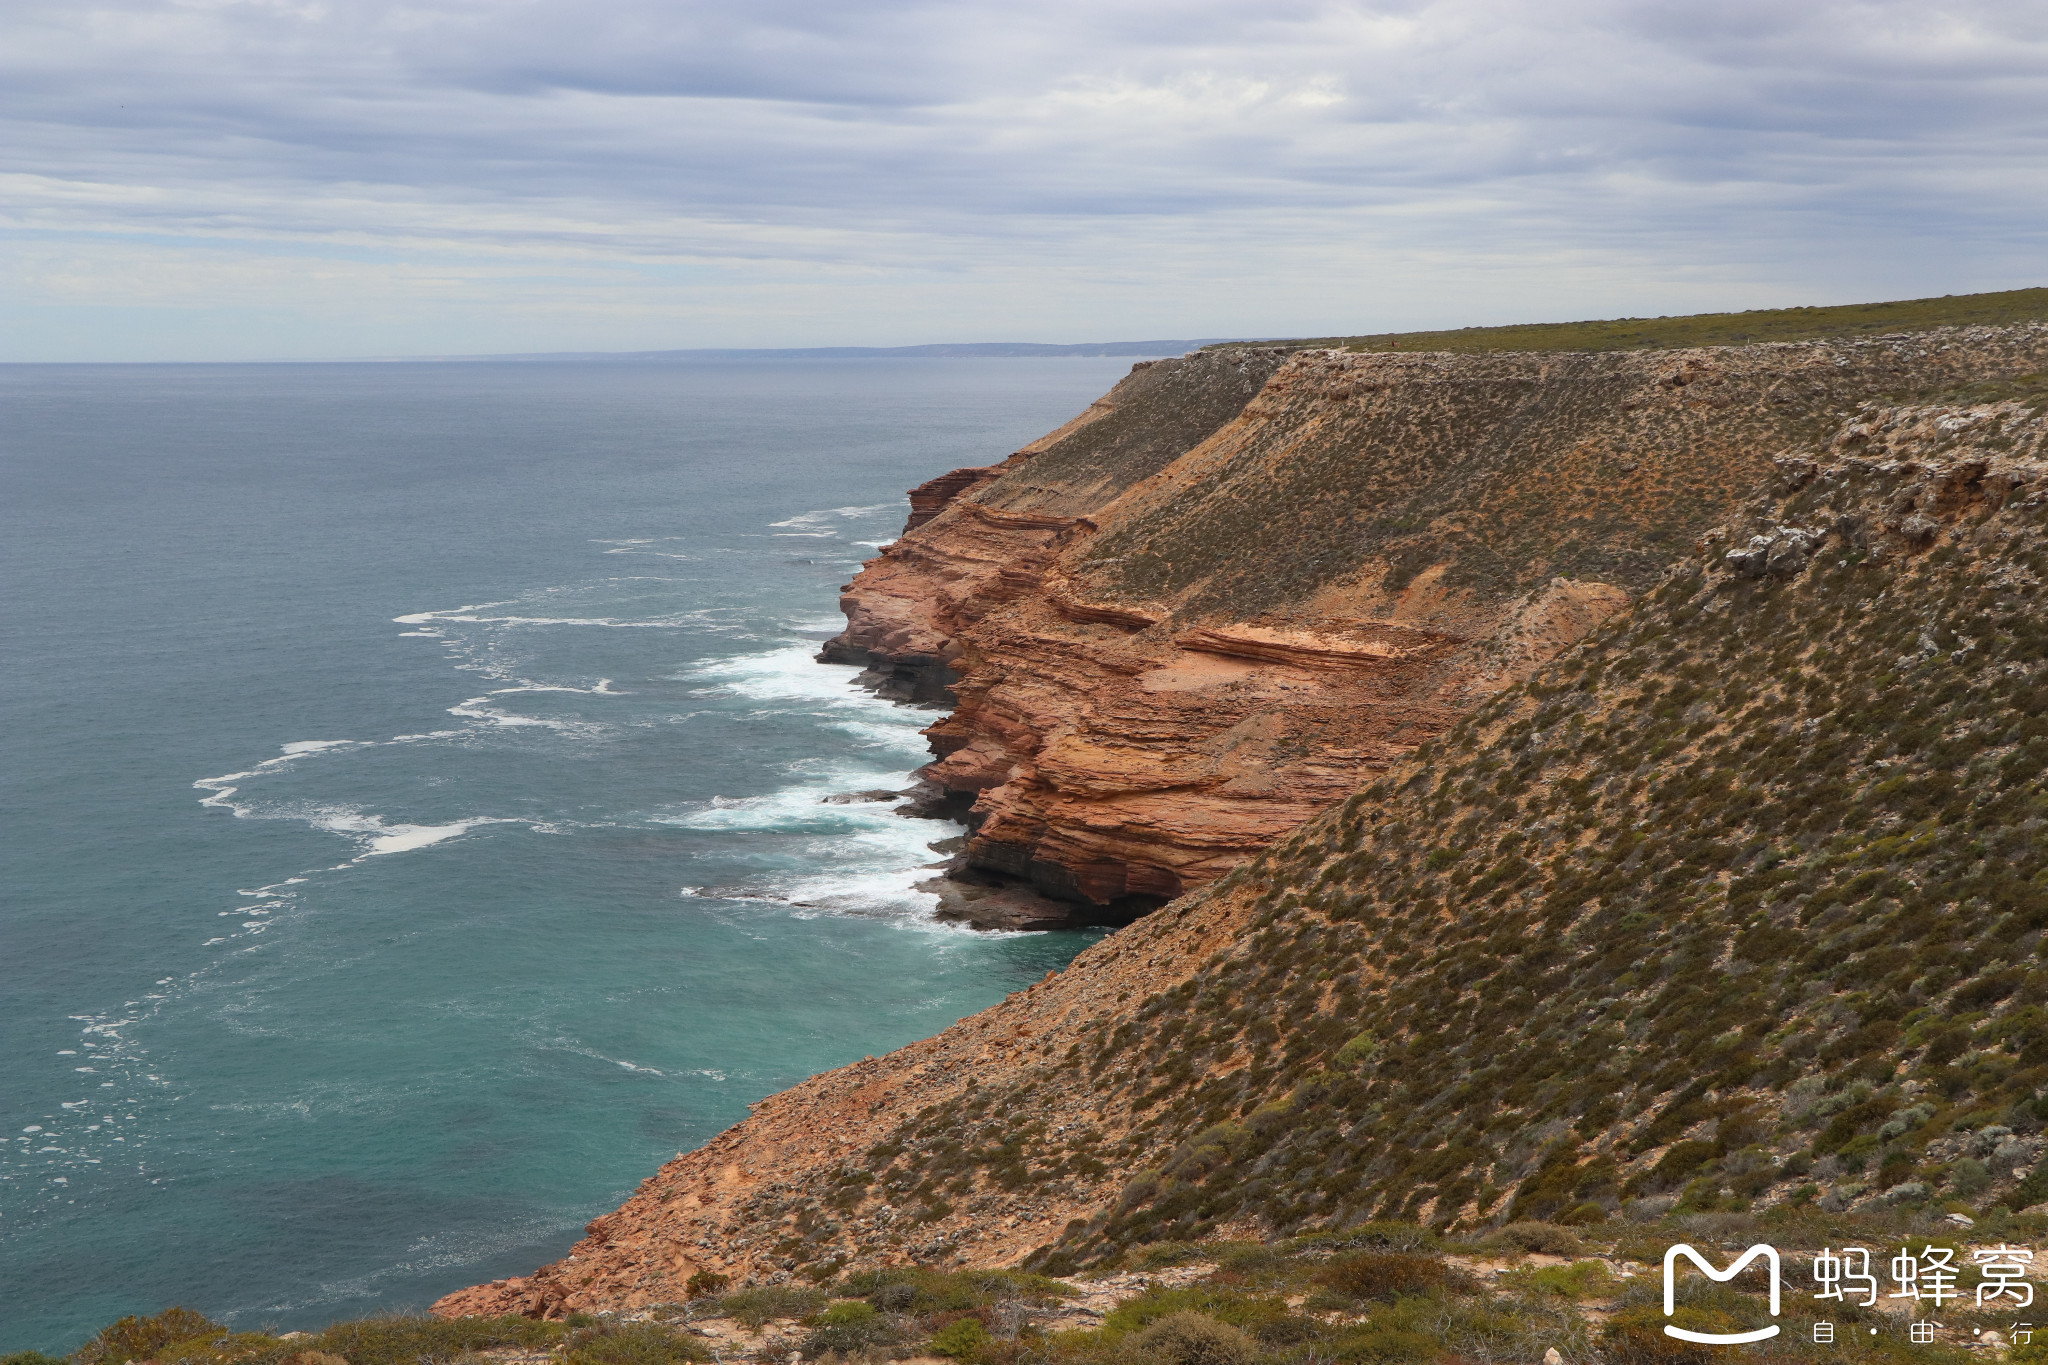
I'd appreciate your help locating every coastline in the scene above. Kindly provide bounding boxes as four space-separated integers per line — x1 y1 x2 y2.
437 315 2048 1318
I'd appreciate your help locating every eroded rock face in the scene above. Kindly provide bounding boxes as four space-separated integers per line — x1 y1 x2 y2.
435 374 2048 1321
436 323 2048 1326
819 349 1293 705
830 328 2048 911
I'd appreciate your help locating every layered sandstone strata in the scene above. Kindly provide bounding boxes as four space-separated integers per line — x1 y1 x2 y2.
829 332 2036 914
436 323 2048 1326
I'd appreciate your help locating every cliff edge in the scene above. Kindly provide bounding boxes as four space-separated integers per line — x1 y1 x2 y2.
438 315 2048 1320
831 330 2044 916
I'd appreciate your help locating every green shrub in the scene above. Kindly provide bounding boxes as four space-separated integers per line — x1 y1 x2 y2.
2 1353 69 1365
1250 1315 1326 1347
930 1319 991 1359
1526 1260 1620 1299
1135 1241 1205 1269
710 1286 827 1328
1290 1222 1438 1254
1326 1319 1440 1363
562 1321 711 1365
842 1267 1070 1315
1132 1313 1258 1365
1103 1287 1288 1335
1212 1243 1284 1277
1489 1222 1585 1256
2012 1329 2048 1365
1336 1032 1381 1066
312 1315 564 1365
1314 1252 1451 1302
684 1269 729 1299
815 1300 878 1326
159 1333 286 1365
74 1309 224 1365
1602 1304 1724 1365
802 1306 900 1359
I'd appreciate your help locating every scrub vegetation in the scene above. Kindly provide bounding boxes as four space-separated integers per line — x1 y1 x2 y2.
796 397 2048 1282
1043 413 2048 1258
36 1235 2012 1365
1233 287 2048 357
36 299 2048 1363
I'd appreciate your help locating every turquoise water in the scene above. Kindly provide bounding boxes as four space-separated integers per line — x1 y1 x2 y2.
0 359 1137 1350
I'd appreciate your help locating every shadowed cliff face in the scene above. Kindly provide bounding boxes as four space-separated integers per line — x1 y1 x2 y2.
436 352 2048 1319
819 349 1293 705
832 329 2048 913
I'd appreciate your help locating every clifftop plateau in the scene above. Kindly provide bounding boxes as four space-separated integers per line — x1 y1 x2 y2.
829 321 2048 919
436 297 2048 1323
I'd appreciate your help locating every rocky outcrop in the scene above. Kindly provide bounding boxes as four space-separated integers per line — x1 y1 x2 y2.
831 328 2048 914
435 321 2048 1323
819 350 1291 706
438 363 2048 1319
904 466 1004 531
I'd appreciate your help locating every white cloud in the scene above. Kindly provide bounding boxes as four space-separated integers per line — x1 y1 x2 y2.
3 0 2044 358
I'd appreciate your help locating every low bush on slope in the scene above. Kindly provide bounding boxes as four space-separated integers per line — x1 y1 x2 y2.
1254 286 2048 356
48 1244 2000 1365
794 399 2048 1275
1023 404 2048 1260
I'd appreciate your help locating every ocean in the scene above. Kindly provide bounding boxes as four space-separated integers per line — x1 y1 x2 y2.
0 357 1144 1350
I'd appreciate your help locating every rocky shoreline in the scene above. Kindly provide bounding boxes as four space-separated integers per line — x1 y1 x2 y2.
822 329 2048 920
437 318 2048 1320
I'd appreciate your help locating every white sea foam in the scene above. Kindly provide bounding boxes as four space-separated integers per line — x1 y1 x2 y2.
304 808 517 858
687 642 914 710
828 718 934 754
657 635 964 922
548 1039 671 1077
446 697 582 731
194 739 364 810
270 740 358 761
663 749 966 926
783 614 852 633
761 866 944 921
487 677 622 696
398 608 699 629
667 788 908 835
393 600 514 625
362 821 500 857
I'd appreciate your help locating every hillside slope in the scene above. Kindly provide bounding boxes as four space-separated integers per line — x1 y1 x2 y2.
1272 284 2048 355
836 326 2048 916
440 327 2048 1319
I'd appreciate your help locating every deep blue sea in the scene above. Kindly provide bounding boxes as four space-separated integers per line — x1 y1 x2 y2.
0 358 1143 1350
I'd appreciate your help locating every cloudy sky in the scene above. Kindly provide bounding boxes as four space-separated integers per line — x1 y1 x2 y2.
6 0 2046 359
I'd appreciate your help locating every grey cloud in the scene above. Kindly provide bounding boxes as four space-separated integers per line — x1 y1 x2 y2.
3 0 2044 357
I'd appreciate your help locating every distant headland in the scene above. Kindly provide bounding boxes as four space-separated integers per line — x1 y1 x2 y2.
431 340 1244 362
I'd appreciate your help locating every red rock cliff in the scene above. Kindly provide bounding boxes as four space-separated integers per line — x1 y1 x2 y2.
829 337 1999 913
435 324 2048 1321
